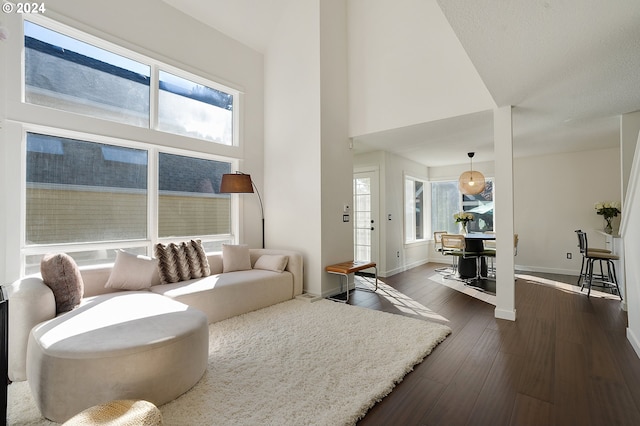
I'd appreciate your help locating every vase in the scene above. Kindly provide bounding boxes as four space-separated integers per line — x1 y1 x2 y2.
604 217 613 234
460 222 467 235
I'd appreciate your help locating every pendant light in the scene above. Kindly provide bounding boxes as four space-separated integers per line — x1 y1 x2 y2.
458 152 486 195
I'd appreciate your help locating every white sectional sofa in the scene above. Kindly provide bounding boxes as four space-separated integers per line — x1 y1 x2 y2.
6 247 303 422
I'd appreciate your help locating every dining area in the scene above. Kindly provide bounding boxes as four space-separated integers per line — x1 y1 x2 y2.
435 221 518 295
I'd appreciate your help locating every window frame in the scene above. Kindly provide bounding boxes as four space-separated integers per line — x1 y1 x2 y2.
22 15 241 148
430 178 495 236
404 173 430 245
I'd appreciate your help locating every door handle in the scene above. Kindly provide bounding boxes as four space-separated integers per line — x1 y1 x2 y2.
371 227 375 231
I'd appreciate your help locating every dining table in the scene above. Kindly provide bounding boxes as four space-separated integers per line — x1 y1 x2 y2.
457 232 496 294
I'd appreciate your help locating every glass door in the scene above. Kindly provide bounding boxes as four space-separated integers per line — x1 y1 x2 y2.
353 170 379 263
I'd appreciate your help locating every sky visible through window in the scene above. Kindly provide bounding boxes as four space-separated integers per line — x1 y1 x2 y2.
24 20 150 77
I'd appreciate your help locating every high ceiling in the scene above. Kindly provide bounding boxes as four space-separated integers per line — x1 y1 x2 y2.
162 0 640 167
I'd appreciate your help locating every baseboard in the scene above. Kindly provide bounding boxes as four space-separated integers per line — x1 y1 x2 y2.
385 259 429 277
627 327 640 360
513 264 579 276
494 307 517 321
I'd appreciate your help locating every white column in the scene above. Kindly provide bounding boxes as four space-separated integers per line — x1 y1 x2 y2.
494 106 516 321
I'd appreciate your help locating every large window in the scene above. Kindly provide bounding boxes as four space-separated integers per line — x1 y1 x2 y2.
431 180 494 235
24 132 234 274
24 18 237 145
405 176 426 243
17 16 242 274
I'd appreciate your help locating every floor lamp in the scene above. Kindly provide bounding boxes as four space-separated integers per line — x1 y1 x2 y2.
219 172 265 248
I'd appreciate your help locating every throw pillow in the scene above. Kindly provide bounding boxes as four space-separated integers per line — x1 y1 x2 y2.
40 253 84 314
155 239 211 284
105 250 160 290
222 244 251 273
253 254 289 273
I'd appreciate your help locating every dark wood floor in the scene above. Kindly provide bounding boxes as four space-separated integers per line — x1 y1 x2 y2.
350 263 640 426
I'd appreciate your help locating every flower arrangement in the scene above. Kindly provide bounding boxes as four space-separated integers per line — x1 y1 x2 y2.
454 212 474 224
454 212 474 234
594 201 621 219
595 201 621 234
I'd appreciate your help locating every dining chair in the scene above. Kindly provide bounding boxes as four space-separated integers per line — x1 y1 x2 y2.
433 231 452 273
440 234 465 277
575 230 621 299
480 233 518 279
574 229 611 286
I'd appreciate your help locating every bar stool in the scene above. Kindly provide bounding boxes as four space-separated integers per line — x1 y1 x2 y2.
574 229 611 286
575 230 621 299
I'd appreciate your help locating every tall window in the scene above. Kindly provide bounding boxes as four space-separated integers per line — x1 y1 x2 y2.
431 180 494 234
405 176 426 243
24 18 237 145
18 16 241 274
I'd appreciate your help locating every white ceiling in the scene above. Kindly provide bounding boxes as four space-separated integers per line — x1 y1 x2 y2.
163 0 640 167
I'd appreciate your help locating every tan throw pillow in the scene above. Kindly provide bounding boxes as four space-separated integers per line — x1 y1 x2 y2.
40 253 84 314
155 239 211 284
253 254 289 273
105 250 160 290
222 244 251 273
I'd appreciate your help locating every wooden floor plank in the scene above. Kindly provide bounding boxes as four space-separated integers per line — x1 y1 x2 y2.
464 350 523 426
422 328 503 426
509 393 553 426
554 339 593 426
357 374 445 426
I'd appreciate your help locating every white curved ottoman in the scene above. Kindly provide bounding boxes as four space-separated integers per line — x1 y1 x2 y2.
26 292 209 423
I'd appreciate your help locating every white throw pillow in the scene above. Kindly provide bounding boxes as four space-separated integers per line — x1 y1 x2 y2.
105 250 160 290
253 254 288 273
222 244 252 273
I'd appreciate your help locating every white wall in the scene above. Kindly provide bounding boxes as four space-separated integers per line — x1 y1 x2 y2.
347 0 494 138
265 0 352 297
513 148 621 275
0 0 265 282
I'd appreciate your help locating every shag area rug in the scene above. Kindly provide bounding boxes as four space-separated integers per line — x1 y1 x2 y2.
8 299 451 426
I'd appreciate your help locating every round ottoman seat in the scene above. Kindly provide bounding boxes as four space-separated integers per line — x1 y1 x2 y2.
27 292 208 423
62 399 162 425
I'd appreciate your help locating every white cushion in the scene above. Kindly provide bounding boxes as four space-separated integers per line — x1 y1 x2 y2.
222 244 251 273
254 254 288 273
105 250 160 290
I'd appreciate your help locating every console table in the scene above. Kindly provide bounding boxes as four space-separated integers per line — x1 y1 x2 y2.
326 261 378 303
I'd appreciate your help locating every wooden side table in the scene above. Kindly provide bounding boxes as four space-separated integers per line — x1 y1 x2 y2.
325 261 378 302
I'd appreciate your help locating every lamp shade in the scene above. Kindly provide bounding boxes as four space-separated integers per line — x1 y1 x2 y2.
458 170 486 195
219 173 254 194
458 152 486 195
